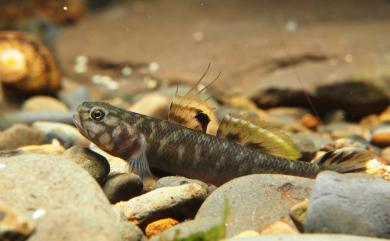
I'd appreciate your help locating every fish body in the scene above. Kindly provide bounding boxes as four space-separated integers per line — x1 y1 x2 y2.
74 101 321 185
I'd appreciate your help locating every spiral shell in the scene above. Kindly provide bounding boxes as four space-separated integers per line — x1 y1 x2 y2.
0 31 61 94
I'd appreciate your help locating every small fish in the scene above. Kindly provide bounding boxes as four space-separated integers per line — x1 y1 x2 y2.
73 101 387 185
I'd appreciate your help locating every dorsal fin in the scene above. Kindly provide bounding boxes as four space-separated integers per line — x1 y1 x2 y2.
168 63 220 135
217 112 302 160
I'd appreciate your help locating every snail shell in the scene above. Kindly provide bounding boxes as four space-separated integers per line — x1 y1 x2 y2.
0 31 61 94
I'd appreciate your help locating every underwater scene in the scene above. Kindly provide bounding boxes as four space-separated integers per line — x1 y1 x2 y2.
0 0 389 240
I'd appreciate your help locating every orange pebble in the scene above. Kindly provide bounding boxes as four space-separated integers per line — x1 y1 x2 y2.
300 114 319 130
145 218 179 238
372 132 390 147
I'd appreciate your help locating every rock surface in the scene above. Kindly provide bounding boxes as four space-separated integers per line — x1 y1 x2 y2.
225 234 386 241
0 124 43 150
145 218 179 238
32 121 89 148
64 146 110 184
150 217 223 241
124 183 208 227
103 173 143 203
154 176 211 193
196 174 314 237
304 171 390 238
0 153 121 241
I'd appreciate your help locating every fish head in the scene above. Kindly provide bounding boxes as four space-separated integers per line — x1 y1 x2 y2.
73 101 139 158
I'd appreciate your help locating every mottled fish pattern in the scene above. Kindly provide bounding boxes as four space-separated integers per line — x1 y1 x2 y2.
74 101 323 185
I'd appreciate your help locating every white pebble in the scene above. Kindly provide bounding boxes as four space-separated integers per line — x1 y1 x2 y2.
285 20 298 32
121 66 133 77
148 62 160 73
0 163 5 169
32 209 46 220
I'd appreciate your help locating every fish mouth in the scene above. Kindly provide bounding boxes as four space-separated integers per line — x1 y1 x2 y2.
73 114 83 131
73 114 88 137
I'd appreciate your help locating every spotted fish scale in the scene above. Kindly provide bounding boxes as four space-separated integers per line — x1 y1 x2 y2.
74 102 322 185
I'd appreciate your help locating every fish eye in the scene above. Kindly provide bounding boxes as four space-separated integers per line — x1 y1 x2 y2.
90 108 105 121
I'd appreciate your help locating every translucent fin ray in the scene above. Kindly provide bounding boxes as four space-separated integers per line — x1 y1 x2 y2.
217 112 301 160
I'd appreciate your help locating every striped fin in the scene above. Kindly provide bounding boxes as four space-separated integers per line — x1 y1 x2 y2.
168 63 219 135
313 147 390 180
217 112 302 160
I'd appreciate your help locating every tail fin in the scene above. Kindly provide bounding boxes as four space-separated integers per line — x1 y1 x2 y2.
313 147 390 180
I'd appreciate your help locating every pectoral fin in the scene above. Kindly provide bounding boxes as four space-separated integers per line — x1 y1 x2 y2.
127 134 154 181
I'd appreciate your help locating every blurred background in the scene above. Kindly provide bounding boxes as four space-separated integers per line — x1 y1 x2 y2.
0 0 389 120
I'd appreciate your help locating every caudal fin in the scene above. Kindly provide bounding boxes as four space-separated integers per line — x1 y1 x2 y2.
313 147 390 180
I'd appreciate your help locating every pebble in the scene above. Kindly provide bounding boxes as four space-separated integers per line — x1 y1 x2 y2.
32 121 89 148
382 147 390 162
113 203 148 241
196 174 314 237
64 146 110 184
289 199 308 232
300 114 320 130
124 183 208 227
103 173 143 204
154 176 212 193
0 124 43 150
22 96 69 112
129 93 170 119
230 230 260 239
58 85 91 111
322 122 370 140
260 221 299 235
145 218 179 238
0 153 120 241
267 107 309 122
304 171 390 238
226 234 385 241
150 217 223 241
89 144 128 174
119 220 146 241
371 124 390 147
0 200 35 240
379 106 390 122
18 142 65 154
291 132 329 161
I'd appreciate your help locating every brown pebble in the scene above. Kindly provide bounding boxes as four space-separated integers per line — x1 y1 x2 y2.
0 124 43 150
145 218 179 238
372 131 390 147
300 114 320 130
